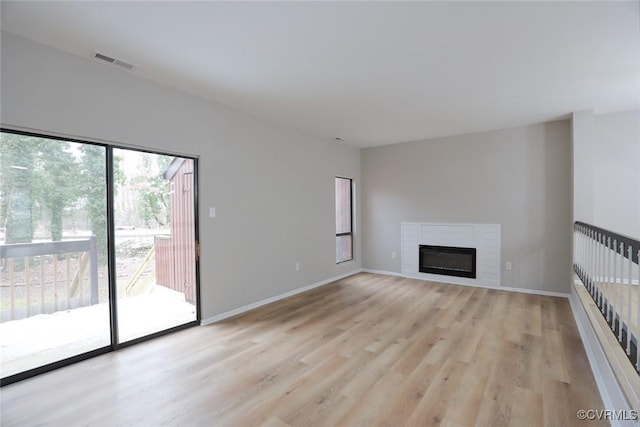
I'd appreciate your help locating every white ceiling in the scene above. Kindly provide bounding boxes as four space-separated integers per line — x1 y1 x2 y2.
1 1 639 147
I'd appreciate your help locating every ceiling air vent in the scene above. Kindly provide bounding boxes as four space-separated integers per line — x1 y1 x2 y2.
93 51 135 70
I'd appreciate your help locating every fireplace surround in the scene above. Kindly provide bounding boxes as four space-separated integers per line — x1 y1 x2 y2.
401 222 500 288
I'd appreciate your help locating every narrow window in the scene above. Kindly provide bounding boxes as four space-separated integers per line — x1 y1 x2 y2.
335 177 353 263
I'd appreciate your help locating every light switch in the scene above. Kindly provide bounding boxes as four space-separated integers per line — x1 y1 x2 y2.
209 207 216 218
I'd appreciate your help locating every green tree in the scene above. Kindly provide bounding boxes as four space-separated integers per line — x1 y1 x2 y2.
80 145 108 262
134 154 172 228
1 134 82 244
78 145 125 263
35 141 80 242
0 134 39 244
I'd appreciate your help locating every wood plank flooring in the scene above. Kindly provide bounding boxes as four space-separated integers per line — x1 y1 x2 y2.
0 273 605 426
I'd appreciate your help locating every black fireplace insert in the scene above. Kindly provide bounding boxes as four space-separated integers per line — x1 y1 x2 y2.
419 245 477 279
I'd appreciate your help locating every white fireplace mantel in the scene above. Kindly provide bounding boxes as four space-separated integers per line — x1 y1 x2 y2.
401 222 501 288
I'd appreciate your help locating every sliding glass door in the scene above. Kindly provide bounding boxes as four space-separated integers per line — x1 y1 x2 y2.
0 130 199 383
113 148 197 343
0 133 110 378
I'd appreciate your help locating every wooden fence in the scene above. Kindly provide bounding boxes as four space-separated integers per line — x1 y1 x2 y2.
154 235 196 303
0 237 99 322
154 157 196 304
154 235 173 292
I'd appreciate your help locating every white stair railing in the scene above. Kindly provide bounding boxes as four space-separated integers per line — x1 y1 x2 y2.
574 222 640 373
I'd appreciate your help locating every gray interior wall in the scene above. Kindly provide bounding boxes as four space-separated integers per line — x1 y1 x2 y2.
0 32 362 320
593 110 640 239
572 110 596 226
362 121 572 293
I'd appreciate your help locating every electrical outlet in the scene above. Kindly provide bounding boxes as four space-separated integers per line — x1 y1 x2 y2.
295 262 300 271
391 251 397 259
506 261 512 271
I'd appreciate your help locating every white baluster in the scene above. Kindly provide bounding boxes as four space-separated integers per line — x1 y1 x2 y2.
619 242 624 343
577 226 582 276
585 229 590 290
600 233 605 312
573 229 580 275
593 231 597 293
583 226 587 276
583 228 588 286
593 231 598 294
636 248 640 372
627 244 633 355
593 231 598 297
576 226 581 276
583 226 587 277
571 224 578 277
595 233 600 307
586 229 591 291
589 230 595 295
611 238 617 331
606 237 611 322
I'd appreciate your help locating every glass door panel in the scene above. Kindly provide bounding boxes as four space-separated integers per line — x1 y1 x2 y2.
113 149 196 343
0 133 110 379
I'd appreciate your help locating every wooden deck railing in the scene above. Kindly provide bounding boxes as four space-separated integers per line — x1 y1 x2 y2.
0 236 99 322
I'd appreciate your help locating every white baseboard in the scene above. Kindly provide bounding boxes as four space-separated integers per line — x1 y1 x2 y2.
200 269 363 325
569 286 633 427
361 269 569 298
499 285 569 298
361 269 400 277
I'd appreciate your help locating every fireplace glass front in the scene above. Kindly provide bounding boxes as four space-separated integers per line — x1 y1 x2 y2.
419 245 477 279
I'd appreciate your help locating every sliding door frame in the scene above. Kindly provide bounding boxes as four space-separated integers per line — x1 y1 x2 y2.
0 127 201 385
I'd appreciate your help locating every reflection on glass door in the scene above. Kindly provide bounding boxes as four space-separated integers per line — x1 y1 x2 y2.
0 133 110 379
113 149 196 343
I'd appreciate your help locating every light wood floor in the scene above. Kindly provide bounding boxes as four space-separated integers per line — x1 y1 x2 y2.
1 273 605 426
